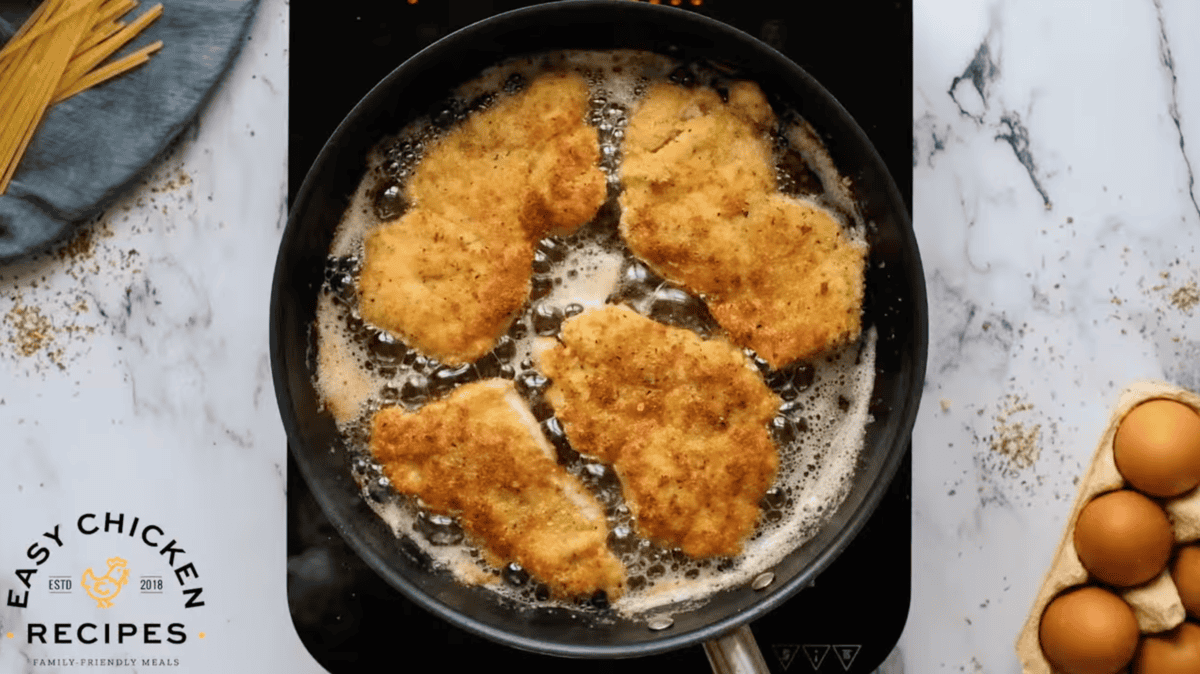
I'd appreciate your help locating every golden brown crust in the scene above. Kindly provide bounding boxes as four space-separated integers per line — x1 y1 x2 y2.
537 305 781 558
620 81 865 368
369 379 625 599
359 209 534 362
360 71 607 364
409 71 607 240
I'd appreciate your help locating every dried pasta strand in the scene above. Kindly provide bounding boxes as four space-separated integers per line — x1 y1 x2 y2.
93 0 138 28
0 0 163 195
0 0 99 191
1 0 94 173
75 18 126 56
52 39 162 105
74 0 139 54
0 0 66 57
0 0 92 66
9 0 53 40
57 3 162 96
0 38 57 186
1 0 92 180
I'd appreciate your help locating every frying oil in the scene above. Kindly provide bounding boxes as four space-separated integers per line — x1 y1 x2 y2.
312 51 877 620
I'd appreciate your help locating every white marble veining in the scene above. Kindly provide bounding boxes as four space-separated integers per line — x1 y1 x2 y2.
0 0 318 671
903 0 1199 672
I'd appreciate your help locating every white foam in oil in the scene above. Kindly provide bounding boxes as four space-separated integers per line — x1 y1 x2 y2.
312 50 877 620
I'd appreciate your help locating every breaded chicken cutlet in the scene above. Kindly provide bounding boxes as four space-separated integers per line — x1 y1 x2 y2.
369 379 625 599
536 305 781 558
359 71 607 364
620 80 866 369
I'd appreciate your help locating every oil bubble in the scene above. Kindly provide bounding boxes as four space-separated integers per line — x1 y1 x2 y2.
648 286 713 334
587 590 610 610
538 237 569 264
532 249 555 274
504 72 526 93
609 260 657 306
430 364 474 393
492 335 517 361
328 271 356 307
474 353 504 380
516 371 549 397
532 303 564 336
529 398 555 421
502 562 530 587
507 319 529 341
433 103 460 129
374 184 405 220
779 399 804 417
416 511 464 546
541 417 576 463
380 382 401 402
531 275 554 300
367 476 392 503
367 330 407 364
668 66 695 87
467 93 494 113
762 487 787 511
608 525 636 555
770 416 798 446
399 373 430 406
751 572 775 590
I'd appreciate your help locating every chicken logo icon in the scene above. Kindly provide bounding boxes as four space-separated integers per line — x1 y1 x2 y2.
81 557 129 608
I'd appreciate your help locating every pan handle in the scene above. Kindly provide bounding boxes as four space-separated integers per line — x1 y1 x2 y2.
703 625 771 674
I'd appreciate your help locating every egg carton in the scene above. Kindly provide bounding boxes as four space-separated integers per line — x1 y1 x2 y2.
1016 379 1200 674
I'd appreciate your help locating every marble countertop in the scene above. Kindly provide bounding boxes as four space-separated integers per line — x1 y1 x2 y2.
0 0 310 670
0 0 1197 672
906 0 1199 672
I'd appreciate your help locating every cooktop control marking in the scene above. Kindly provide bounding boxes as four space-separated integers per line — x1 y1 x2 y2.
832 644 861 670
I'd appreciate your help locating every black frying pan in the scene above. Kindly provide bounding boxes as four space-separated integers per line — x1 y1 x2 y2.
271 0 926 660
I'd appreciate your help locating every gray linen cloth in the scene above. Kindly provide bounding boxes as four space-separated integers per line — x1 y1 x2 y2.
0 0 259 262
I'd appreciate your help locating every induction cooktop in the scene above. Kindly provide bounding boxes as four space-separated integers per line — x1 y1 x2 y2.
286 2 912 672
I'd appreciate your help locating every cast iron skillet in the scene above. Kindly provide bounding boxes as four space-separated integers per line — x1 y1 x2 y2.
271 0 927 661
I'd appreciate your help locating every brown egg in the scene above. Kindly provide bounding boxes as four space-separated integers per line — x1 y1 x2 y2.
1040 586 1140 674
1073 489 1174 587
1114 398 1200 498
1133 622 1200 674
1172 545 1200 619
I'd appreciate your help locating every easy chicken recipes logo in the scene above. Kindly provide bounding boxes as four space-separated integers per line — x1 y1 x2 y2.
82 557 130 609
3 512 206 667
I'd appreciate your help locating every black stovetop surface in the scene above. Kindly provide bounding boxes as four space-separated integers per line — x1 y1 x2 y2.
287 2 912 672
